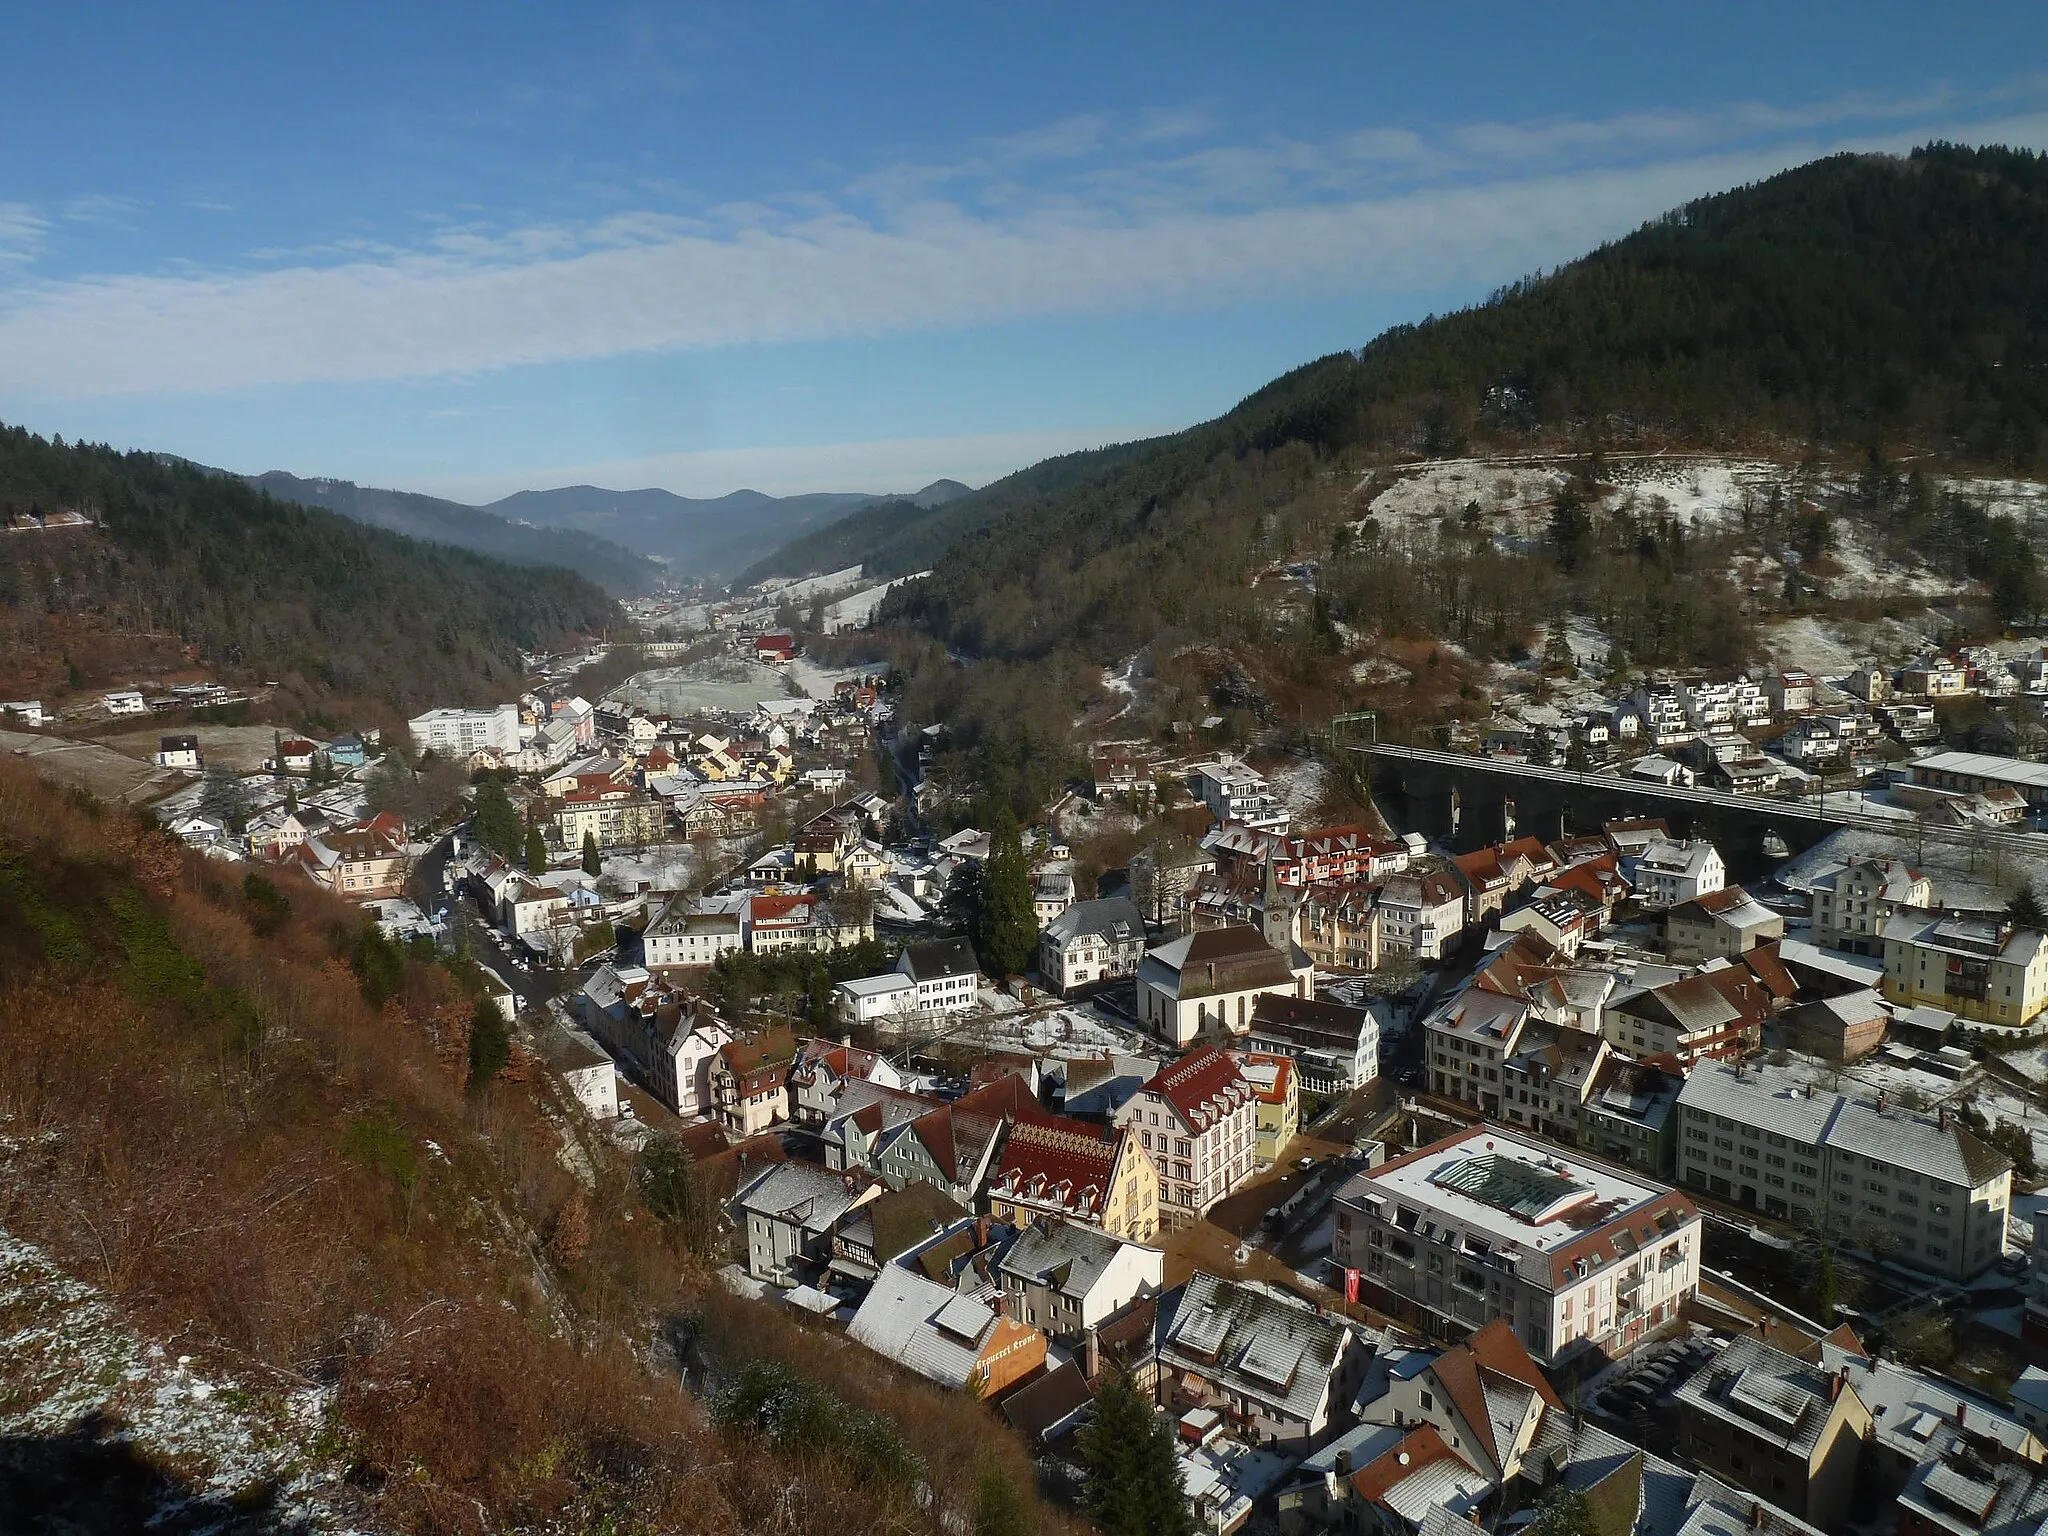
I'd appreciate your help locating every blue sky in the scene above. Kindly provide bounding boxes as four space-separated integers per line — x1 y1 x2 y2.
2 3 2046 501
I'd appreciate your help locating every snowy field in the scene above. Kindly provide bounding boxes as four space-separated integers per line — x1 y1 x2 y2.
1357 454 1788 545
1755 613 1941 678
607 650 879 717
1773 824 2048 912
942 1003 1141 1056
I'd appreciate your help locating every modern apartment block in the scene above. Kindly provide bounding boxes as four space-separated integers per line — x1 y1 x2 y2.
1331 1125 1701 1365
1674 1061 2011 1281
408 703 521 755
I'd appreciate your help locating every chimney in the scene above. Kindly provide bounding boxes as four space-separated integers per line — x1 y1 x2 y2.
1750 1505 1764 1534
1875 1089 1887 1112
1830 1366 1847 1402
1939 1107 1950 1131
1956 1401 1967 1428
1335 1449 1353 1476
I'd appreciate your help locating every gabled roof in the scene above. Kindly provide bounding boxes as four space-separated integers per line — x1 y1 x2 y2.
1347 1425 1482 1519
1143 924 1295 999
1138 1047 1252 1134
841 1181 972 1263
847 1262 1000 1389
1042 895 1146 947
994 1109 1122 1219
1161 1271 1354 1425
729 1159 867 1235
900 936 978 981
1248 992 1374 1050
997 1218 1139 1301
1424 1318 1564 1471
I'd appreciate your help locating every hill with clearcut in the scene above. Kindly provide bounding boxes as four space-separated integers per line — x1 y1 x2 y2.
750 144 2048 661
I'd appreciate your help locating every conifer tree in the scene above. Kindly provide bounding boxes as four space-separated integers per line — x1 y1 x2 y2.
2010 880 2047 930
582 829 602 876
976 806 1037 977
467 997 510 1093
1077 1374 1191 1536
524 822 548 874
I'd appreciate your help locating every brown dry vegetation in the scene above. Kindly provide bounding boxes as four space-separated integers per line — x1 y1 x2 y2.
0 758 1067 1535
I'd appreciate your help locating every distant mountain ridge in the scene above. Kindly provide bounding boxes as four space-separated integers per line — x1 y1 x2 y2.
248 471 665 596
236 471 973 588
487 477 971 579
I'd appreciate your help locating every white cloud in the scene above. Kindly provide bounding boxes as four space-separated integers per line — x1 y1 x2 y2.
0 203 50 269
401 425 1157 503
1 93 2045 401
59 193 147 227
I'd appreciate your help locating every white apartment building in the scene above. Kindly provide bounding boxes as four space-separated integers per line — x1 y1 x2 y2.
1682 678 1771 731
1114 1047 1259 1225
1810 857 1932 955
1375 868 1466 960
834 972 917 1026
642 893 746 969
1675 1062 2011 1282
1632 683 1694 748
896 937 982 1015
1332 1125 1702 1365
409 704 521 756
1186 758 1291 833
1627 837 1726 909
1037 895 1148 996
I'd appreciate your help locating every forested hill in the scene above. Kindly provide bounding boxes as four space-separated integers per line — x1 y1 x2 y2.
814 143 2048 660
247 469 665 596
0 424 622 712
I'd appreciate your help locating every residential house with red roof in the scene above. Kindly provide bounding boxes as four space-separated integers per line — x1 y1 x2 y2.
1451 837 1559 925
1365 1320 1564 1485
787 1037 906 1127
579 962 732 1116
288 815 410 899
870 1075 1035 1208
710 1029 797 1135
987 1108 1160 1242
1113 1047 1260 1224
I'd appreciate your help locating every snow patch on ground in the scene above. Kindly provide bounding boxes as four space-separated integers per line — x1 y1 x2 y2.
1756 614 1938 678
0 1228 361 1531
1823 519 1968 603
1265 757 1330 818
1774 824 2048 913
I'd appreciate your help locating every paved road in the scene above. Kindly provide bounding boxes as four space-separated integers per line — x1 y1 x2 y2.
414 827 562 1016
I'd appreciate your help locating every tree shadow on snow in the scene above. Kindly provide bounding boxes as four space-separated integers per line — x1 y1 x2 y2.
0 1411 315 1535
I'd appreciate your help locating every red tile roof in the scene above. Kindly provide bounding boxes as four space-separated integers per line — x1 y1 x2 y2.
992 1108 1122 1219
1348 1425 1470 1508
1140 1046 1251 1133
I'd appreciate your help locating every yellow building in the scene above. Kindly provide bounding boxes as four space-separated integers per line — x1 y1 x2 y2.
986 1113 1160 1244
1880 914 2048 1027
1231 1050 1299 1165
